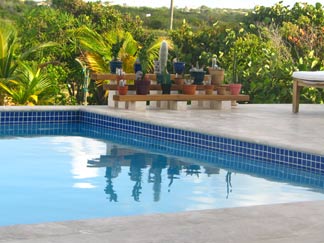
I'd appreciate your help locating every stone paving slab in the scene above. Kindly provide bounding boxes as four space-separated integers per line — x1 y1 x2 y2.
1 201 324 243
84 104 324 155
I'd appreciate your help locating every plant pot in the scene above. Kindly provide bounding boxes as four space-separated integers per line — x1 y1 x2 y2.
118 86 128 95
208 68 224 86
173 62 185 75
183 84 197 95
135 79 151 95
156 73 171 84
190 71 205 85
161 83 172 94
110 60 123 74
134 63 142 73
229 83 242 95
174 77 184 85
205 84 214 95
217 86 227 95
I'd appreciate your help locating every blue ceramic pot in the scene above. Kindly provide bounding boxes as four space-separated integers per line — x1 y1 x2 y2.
190 71 205 84
173 62 185 74
110 60 122 74
134 63 142 73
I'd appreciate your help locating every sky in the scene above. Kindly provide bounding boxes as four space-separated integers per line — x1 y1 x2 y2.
99 0 321 9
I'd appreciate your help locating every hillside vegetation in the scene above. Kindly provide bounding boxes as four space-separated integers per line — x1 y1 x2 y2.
0 0 323 105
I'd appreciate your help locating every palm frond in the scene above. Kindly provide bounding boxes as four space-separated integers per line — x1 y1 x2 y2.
0 20 18 79
75 26 112 59
83 52 109 73
20 42 59 60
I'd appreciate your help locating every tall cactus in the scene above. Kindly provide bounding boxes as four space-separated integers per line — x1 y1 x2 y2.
159 40 168 73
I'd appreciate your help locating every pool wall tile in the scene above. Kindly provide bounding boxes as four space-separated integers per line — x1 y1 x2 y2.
0 109 323 174
0 110 80 124
79 111 324 174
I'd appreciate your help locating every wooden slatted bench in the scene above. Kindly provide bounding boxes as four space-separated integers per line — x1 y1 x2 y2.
92 73 212 82
113 94 250 110
90 72 248 110
102 84 227 91
292 71 324 113
293 79 324 113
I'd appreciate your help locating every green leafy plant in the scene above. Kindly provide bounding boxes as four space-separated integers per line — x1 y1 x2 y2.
0 62 56 105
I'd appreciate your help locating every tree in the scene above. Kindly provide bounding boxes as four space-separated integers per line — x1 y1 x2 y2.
0 20 57 105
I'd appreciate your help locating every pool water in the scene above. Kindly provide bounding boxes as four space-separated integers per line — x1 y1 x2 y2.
1 126 324 226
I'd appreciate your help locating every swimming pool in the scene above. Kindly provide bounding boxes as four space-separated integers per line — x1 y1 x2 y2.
1 108 324 226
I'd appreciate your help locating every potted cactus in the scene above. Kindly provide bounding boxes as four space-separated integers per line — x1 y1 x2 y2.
204 79 214 95
173 44 185 75
182 78 196 95
190 62 205 85
117 79 128 95
116 70 128 95
208 56 224 86
229 49 242 95
134 42 152 95
156 40 172 94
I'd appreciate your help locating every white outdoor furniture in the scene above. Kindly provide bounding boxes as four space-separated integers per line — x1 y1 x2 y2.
292 71 324 113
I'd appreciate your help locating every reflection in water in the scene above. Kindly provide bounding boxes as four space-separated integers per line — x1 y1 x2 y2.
205 166 220 177
167 159 181 190
104 166 119 202
185 164 201 177
88 145 122 202
148 155 167 201
226 172 233 199
88 144 227 203
128 154 147 202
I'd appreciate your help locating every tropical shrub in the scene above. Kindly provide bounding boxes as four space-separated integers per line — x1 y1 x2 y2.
0 62 57 105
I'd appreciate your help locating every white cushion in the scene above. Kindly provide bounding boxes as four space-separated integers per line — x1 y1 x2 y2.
292 71 324 82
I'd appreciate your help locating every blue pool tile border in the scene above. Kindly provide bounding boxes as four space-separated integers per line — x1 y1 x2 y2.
80 111 324 174
0 109 323 174
81 124 324 190
0 110 80 124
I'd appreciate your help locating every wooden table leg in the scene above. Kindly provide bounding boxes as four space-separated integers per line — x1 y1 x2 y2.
292 79 301 113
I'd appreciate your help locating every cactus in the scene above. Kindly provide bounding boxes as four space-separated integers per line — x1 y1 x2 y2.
157 40 171 85
159 40 168 73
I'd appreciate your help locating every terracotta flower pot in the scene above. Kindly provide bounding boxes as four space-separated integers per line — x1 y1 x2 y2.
229 83 242 95
217 86 227 95
118 86 128 95
208 68 224 86
174 77 184 85
205 84 214 95
183 84 197 95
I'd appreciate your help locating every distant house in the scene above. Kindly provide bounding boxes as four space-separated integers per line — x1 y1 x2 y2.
36 1 51 6
19 0 51 6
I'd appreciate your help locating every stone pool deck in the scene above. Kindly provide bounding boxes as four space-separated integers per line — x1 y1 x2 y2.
88 103 324 155
1 104 324 242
